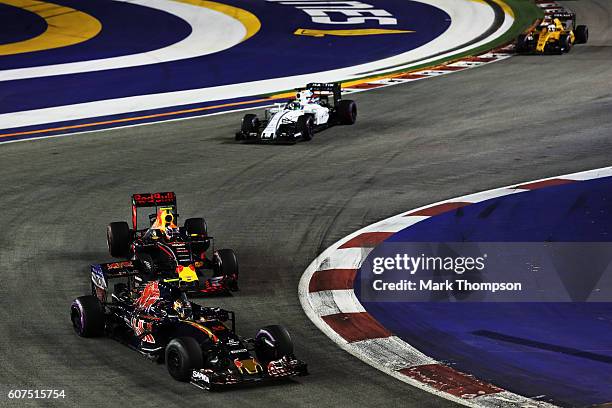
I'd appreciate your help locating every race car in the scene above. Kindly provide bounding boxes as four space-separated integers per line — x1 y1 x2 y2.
516 12 588 54
235 82 357 143
105 192 238 295
71 276 308 389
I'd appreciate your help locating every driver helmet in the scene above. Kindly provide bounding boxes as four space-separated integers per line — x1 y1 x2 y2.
547 24 556 32
173 294 193 320
298 89 315 104
152 207 178 239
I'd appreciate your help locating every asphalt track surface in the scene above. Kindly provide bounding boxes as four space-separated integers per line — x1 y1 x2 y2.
1 1 611 406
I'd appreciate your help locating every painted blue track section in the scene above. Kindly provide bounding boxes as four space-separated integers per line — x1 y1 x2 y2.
0 0 191 70
0 0 450 114
356 177 612 407
0 3 46 45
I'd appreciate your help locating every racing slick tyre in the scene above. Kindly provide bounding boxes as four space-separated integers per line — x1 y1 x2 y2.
184 217 208 236
165 337 203 382
213 248 239 290
575 25 589 44
560 34 572 53
336 99 357 125
516 34 527 53
107 221 130 258
71 295 105 337
255 325 294 365
240 114 260 136
136 253 157 280
297 114 314 141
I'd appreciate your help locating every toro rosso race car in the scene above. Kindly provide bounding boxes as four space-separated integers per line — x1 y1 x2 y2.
516 11 588 54
71 277 307 389
105 192 238 295
235 82 357 143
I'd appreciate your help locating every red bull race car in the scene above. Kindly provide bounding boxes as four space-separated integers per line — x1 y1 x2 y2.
71 276 307 389
104 192 238 295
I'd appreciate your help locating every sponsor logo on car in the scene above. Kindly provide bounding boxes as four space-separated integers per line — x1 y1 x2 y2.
192 370 210 382
91 264 107 289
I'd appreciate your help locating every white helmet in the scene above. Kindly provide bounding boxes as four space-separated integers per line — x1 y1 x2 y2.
548 24 556 32
298 89 314 104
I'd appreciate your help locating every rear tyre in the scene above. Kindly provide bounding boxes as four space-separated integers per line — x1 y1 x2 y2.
165 337 203 382
255 325 294 365
214 249 239 290
71 295 105 337
107 222 130 258
575 25 588 44
297 115 314 141
184 217 207 236
336 100 357 125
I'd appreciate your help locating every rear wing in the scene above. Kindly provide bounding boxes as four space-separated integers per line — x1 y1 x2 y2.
132 192 176 207
541 11 576 28
306 82 342 106
131 192 177 230
91 261 141 301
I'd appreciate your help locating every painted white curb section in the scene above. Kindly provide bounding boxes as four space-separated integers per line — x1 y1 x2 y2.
299 166 612 407
0 0 513 131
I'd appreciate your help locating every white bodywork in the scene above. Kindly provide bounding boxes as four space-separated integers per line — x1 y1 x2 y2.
260 98 331 140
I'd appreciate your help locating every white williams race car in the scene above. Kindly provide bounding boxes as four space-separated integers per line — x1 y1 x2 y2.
235 83 357 143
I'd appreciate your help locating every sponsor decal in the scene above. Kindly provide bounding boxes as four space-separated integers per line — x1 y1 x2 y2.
132 192 176 206
91 264 106 289
136 281 160 310
106 261 133 270
192 370 210 382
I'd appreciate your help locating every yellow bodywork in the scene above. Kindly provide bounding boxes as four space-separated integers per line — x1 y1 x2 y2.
177 265 198 282
234 358 263 374
535 18 575 53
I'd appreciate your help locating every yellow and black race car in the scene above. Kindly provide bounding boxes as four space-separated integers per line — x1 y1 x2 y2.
517 12 588 54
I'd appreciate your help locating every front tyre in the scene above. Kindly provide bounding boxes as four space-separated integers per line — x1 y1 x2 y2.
336 100 357 125
516 34 527 53
214 248 239 290
297 115 314 141
560 34 572 53
107 221 130 258
165 337 203 382
71 295 105 337
255 325 294 365
241 114 260 134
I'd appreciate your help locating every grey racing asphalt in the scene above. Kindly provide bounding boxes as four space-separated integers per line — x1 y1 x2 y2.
1 1 610 406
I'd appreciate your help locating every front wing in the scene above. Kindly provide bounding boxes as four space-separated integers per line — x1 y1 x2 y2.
190 357 308 390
